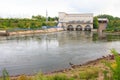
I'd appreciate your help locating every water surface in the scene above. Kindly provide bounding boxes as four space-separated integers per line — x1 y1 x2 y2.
0 31 120 75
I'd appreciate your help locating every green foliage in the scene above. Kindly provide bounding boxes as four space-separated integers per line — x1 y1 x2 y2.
97 14 114 20
79 68 99 79
46 22 57 27
2 68 10 80
0 15 58 30
48 17 54 21
32 15 46 21
93 17 99 29
42 23 47 26
17 74 32 80
105 27 120 33
34 73 48 80
103 70 111 80
0 68 99 80
34 73 74 80
32 15 58 22
50 74 70 80
104 49 120 80
92 33 99 41
111 49 120 80
97 14 120 32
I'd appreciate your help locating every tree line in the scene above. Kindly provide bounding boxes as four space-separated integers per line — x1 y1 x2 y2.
93 14 120 31
0 14 120 31
0 15 58 30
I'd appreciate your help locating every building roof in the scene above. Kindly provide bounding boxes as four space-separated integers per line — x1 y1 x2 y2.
98 18 109 22
59 12 93 16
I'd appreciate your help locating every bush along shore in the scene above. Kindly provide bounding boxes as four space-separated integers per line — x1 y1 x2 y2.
0 49 119 80
0 28 64 36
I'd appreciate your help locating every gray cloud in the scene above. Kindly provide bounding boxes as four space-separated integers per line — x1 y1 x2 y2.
0 0 120 18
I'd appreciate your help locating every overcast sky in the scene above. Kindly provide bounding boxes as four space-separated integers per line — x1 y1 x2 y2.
0 0 120 18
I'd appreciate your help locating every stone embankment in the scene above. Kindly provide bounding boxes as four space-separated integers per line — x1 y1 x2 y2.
0 28 64 36
0 30 7 36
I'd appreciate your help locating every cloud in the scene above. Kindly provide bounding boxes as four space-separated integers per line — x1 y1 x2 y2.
0 0 120 18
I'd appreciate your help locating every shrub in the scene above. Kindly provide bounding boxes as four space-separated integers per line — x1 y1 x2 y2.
34 73 48 80
104 49 120 80
2 68 10 80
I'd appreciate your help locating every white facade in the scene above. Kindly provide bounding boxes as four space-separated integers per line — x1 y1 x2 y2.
58 12 93 31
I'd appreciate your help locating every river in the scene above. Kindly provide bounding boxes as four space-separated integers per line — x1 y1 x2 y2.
0 31 120 76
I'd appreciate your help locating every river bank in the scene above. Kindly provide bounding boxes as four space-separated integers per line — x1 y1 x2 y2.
7 54 115 80
0 28 64 36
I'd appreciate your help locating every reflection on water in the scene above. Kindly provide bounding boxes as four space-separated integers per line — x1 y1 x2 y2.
0 31 120 76
93 32 120 42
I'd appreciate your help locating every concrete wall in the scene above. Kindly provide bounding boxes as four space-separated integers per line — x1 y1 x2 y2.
8 28 64 36
0 28 64 36
98 23 107 32
98 18 108 32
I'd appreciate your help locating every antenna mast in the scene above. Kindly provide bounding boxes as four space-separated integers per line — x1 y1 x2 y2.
46 10 48 23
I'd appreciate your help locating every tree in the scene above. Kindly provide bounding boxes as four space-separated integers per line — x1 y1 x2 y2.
32 15 46 21
97 14 114 20
54 17 59 21
42 22 47 26
93 17 99 29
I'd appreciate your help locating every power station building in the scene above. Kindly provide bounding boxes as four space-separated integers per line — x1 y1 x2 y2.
58 12 93 31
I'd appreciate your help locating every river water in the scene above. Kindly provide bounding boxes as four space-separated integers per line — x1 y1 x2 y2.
0 31 120 76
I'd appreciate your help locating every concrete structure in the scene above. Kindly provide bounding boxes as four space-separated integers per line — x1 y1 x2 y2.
98 18 108 32
58 12 93 31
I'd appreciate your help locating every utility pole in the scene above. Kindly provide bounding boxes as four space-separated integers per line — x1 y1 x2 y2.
46 10 48 23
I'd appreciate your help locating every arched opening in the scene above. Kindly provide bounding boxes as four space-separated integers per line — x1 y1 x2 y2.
84 25 91 31
76 25 82 31
67 25 74 31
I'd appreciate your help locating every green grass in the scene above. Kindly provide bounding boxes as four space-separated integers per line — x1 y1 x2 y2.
79 68 99 80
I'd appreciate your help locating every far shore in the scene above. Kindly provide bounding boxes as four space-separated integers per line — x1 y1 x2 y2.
1 28 120 37
0 29 99 36
0 28 64 36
